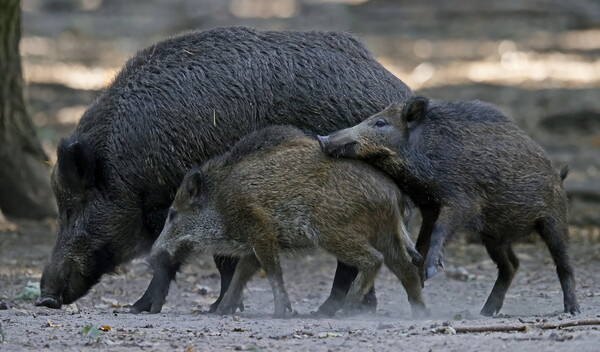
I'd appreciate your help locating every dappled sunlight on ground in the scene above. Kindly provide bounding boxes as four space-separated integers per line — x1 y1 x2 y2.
23 62 118 90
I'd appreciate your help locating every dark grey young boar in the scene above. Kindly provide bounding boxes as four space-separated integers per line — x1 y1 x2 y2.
318 97 581 316
131 126 426 318
35 27 414 315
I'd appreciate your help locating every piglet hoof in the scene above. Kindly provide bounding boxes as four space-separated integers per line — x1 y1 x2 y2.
479 307 496 317
411 305 430 319
407 248 422 267
424 266 438 281
345 303 377 316
273 310 292 319
209 300 244 314
215 305 235 315
208 301 219 313
313 299 341 317
342 299 368 316
479 302 500 317
215 302 242 316
342 307 364 316
480 293 506 317
273 297 293 319
423 257 445 281
215 296 244 316
565 302 581 316
362 289 377 314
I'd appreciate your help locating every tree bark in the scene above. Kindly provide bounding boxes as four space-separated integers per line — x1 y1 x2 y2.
0 0 56 219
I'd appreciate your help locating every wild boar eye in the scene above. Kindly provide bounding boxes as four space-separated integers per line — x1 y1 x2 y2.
65 207 75 219
374 119 388 127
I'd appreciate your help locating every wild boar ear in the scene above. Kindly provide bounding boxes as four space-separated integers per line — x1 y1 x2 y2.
183 170 204 200
56 138 97 191
402 96 429 126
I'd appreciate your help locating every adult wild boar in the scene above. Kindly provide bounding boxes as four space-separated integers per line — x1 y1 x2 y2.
36 27 413 316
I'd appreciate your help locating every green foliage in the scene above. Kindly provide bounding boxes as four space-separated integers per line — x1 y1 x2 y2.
14 281 40 301
80 325 101 343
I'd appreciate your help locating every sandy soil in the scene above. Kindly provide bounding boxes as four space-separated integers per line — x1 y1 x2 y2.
1 220 599 351
2 2 599 350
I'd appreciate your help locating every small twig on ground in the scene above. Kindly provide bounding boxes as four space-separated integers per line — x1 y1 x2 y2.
453 325 529 333
444 318 600 334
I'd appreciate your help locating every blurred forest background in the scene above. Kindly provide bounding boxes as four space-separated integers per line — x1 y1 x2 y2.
1 2 600 350
7 0 600 228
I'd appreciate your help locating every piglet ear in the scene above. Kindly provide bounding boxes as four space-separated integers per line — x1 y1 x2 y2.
402 96 428 125
181 169 204 200
56 138 96 191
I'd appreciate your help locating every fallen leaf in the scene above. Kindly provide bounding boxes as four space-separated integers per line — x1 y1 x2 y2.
99 326 111 332
101 297 122 308
186 347 194 351
47 320 63 328
318 332 342 338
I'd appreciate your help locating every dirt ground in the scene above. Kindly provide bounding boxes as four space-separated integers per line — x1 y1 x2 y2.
2 0 600 351
1 220 599 351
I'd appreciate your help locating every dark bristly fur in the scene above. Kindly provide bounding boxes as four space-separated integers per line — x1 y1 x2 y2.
319 97 581 316
36 27 414 314
131 126 427 318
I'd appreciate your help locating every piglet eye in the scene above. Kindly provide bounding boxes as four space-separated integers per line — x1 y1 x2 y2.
168 207 178 222
374 119 388 127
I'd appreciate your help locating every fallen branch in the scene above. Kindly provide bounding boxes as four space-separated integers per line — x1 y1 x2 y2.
452 325 529 334
444 318 600 334
539 319 600 330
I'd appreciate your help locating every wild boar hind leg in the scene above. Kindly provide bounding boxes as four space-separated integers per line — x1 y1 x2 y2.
215 254 260 315
338 247 383 314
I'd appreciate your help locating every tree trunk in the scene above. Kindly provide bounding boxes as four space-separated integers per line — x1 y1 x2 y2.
0 0 56 219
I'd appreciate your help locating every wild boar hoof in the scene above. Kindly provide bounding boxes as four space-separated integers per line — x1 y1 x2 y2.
314 300 342 317
35 296 62 309
130 296 164 314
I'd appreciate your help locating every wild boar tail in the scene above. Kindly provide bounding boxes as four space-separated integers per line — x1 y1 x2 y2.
559 166 569 183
